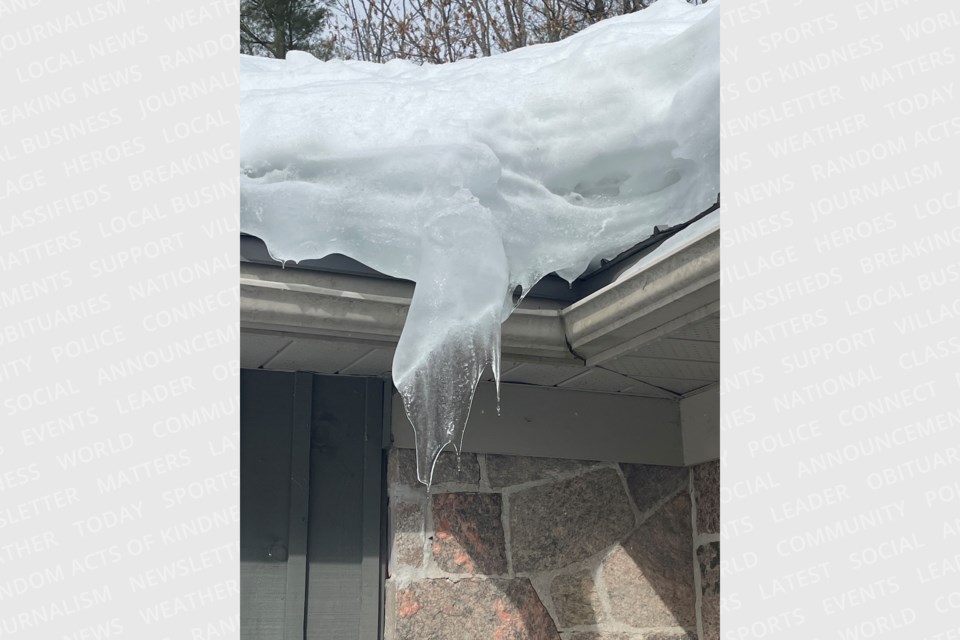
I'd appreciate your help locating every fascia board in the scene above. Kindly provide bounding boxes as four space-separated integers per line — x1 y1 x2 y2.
390 381 684 466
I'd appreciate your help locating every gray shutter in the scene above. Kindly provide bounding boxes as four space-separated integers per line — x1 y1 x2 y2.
241 370 387 640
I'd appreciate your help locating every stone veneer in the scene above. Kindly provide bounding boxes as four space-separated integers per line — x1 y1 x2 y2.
385 451 720 640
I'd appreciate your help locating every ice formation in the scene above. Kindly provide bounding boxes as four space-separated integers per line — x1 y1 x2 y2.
240 0 720 486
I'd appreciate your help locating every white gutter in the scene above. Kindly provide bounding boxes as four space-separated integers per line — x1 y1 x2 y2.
240 229 719 365
561 230 720 365
240 262 575 361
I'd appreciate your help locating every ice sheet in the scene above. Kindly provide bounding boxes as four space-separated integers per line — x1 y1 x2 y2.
239 0 720 486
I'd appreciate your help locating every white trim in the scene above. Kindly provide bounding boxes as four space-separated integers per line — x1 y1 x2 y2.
390 381 685 465
680 383 720 466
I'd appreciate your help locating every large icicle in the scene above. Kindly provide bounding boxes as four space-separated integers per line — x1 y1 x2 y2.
239 0 720 486
392 190 507 484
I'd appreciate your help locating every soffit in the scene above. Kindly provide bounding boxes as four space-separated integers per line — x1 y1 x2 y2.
240 313 719 399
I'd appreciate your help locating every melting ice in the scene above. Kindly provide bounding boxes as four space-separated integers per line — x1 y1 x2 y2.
239 0 720 486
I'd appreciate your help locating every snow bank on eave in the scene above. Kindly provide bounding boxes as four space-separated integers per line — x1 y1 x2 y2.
239 0 719 287
240 0 720 485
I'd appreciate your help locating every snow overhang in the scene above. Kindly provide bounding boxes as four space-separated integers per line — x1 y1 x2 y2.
238 0 720 479
240 221 719 466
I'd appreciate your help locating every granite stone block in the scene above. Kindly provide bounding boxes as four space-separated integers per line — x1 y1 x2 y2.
693 461 719 534
566 633 690 640
698 541 720 640
391 500 424 569
603 493 696 628
551 570 604 626
395 578 560 640
486 454 599 489
390 448 480 488
619 463 688 516
511 468 634 573
432 492 507 574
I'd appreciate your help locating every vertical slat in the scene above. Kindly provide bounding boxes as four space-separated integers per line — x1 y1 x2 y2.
360 379 385 640
284 372 313 640
377 453 388 640
306 377 365 638
381 381 394 451
241 370 296 640
379 380 393 640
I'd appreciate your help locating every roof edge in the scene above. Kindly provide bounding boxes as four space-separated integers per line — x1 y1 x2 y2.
560 230 720 363
240 229 719 366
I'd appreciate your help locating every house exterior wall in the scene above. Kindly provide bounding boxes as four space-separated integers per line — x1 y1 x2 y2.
384 449 720 640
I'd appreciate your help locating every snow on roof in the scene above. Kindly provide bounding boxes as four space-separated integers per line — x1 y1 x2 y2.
240 0 719 485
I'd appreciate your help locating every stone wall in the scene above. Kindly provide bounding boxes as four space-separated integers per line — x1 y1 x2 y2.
384 450 720 640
